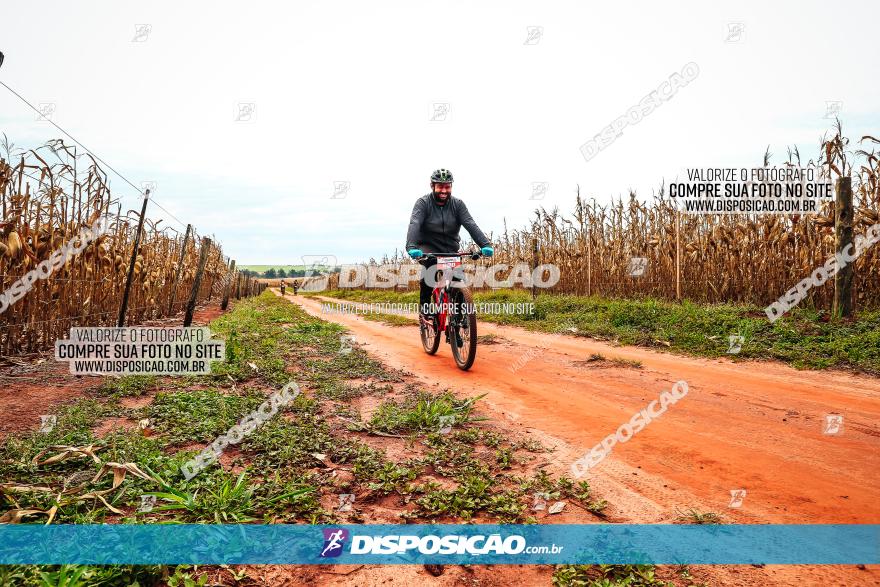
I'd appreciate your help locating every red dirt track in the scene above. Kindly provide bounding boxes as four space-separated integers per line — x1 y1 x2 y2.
287 292 880 586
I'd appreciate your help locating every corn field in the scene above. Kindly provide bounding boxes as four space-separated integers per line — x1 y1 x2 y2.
0 138 260 356
363 130 880 309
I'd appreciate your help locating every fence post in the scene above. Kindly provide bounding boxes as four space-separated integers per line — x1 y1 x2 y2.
205 245 219 301
184 237 211 327
531 237 538 300
587 227 592 297
833 176 854 318
117 190 150 327
167 223 192 316
221 259 236 310
675 207 681 301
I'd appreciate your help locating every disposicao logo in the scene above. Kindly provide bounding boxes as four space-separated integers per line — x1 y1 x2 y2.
320 528 349 558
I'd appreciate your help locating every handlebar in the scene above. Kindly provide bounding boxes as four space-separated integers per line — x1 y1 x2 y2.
422 251 483 261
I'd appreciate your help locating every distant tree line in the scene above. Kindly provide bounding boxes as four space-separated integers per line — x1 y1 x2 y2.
247 267 341 279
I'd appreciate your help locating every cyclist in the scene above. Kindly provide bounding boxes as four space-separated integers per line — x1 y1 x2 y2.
405 169 494 324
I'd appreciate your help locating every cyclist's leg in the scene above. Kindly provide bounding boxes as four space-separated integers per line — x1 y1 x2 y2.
419 258 437 318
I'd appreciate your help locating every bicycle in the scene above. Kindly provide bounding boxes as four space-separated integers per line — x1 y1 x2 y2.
418 250 483 371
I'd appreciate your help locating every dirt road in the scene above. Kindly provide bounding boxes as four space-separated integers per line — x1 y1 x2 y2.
285 293 880 584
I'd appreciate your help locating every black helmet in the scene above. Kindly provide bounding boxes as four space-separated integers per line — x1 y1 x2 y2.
430 169 454 184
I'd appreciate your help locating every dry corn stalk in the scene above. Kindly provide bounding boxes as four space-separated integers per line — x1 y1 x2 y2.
370 130 879 309
0 137 252 355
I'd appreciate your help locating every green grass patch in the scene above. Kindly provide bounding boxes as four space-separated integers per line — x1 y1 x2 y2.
144 388 266 445
576 353 642 369
146 470 259 523
0 565 169 587
209 292 331 384
411 474 526 522
675 508 724 525
553 564 674 586
97 375 157 397
367 391 484 434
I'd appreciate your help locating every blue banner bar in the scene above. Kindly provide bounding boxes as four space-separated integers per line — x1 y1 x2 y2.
0 524 876 565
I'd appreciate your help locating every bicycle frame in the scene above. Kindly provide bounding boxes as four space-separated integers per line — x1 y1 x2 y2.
423 251 480 331
430 260 459 332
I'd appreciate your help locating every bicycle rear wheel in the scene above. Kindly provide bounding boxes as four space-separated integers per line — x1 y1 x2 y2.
449 286 477 370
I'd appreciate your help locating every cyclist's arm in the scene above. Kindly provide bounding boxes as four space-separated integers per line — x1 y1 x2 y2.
405 198 427 250
456 200 491 248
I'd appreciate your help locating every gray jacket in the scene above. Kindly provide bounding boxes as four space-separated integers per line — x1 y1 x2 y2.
405 194 491 254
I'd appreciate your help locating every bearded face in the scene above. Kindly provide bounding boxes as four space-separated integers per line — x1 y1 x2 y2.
432 182 452 204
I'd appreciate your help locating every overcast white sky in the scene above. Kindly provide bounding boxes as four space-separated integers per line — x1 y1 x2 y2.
2 1 877 263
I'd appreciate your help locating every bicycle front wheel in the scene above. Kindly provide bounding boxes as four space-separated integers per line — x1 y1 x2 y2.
449 287 477 370
420 313 441 355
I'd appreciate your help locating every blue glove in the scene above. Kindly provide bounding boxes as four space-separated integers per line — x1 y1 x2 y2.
481 246 494 257
408 248 424 259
